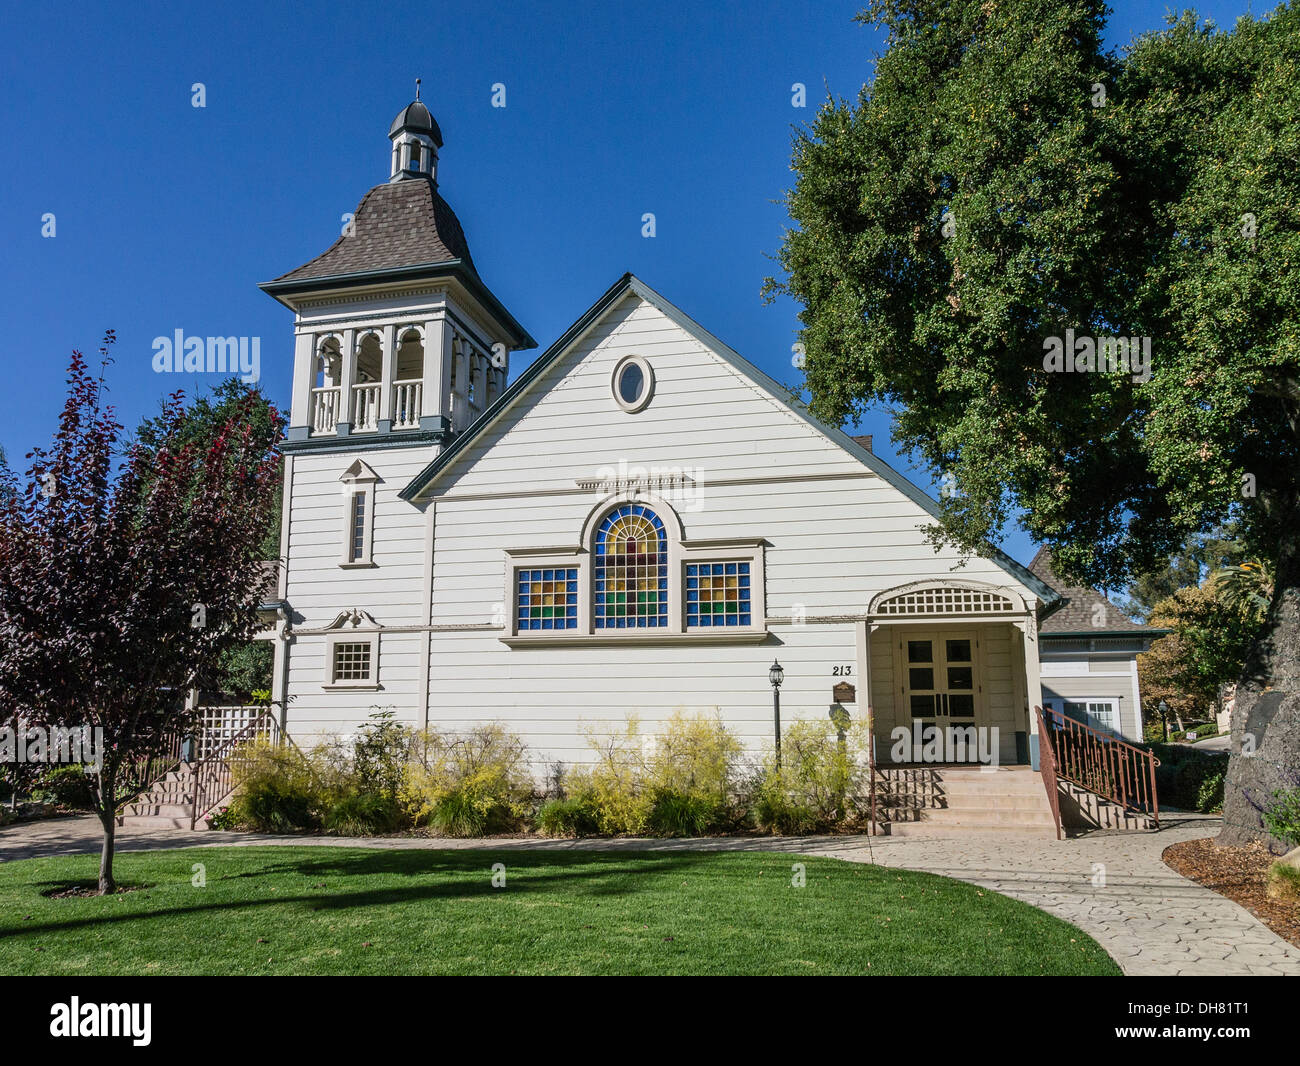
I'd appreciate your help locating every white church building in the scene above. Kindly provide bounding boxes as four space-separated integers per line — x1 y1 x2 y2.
256 97 1157 777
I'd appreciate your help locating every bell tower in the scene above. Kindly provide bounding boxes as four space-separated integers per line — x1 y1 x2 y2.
261 91 536 453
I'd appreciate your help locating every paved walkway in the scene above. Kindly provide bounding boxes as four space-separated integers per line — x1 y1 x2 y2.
3 812 1298 976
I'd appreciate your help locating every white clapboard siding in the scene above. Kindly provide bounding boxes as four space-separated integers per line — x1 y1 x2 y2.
279 291 1040 772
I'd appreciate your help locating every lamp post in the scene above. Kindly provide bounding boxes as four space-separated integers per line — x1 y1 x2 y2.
769 659 784 769
1158 699 1169 742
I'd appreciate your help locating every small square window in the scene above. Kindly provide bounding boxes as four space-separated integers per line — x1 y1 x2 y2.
332 642 372 683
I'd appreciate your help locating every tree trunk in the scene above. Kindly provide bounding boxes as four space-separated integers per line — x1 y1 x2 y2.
1219 518 1300 848
97 807 117 894
96 758 118 894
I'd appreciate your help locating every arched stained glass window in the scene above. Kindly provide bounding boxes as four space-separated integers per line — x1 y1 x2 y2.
593 504 668 628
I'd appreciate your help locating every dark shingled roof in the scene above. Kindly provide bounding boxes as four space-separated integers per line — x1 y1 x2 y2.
1029 547 1151 633
272 178 475 284
851 434 873 452
389 100 442 146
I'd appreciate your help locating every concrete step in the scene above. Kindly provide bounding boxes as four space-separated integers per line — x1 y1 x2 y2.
935 793 1054 811
934 776 1047 793
124 802 191 819
923 807 1057 826
117 815 194 829
887 821 1058 838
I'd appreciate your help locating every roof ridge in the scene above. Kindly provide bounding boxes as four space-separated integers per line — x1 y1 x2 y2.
397 273 1060 608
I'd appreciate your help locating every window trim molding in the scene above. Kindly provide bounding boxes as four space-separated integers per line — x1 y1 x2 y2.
504 549 587 637
501 502 767 644
1044 696 1121 737
611 353 654 413
339 460 379 567
323 632 381 690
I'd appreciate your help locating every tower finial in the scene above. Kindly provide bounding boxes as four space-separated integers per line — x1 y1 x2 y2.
415 77 421 101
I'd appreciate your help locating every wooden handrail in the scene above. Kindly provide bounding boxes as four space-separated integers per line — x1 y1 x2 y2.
1033 706 1064 839
116 721 186 815
1035 705 1160 825
189 709 279 829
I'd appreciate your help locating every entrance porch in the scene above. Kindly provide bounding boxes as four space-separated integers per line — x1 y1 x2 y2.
854 582 1045 770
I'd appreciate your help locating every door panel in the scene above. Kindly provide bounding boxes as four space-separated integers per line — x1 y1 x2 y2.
899 628 983 736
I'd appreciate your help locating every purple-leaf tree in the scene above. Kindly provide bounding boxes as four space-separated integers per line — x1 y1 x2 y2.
0 334 283 892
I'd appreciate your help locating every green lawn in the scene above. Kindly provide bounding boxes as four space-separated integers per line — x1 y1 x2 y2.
0 846 1119 975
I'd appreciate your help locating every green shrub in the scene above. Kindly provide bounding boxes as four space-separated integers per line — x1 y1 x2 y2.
205 805 240 830
535 795 602 837
228 740 322 832
750 719 870 834
324 792 403 835
1195 769 1226 814
562 718 653 834
238 778 317 832
1267 859 1300 903
33 765 96 809
1193 721 1220 739
751 785 822 835
645 788 723 837
353 710 412 799
1262 788 1300 849
555 712 745 836
400 724 534 836
1148 742 1228 813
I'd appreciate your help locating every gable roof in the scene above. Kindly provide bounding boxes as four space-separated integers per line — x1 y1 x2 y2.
1028 547 1154 634
400 273 1060 607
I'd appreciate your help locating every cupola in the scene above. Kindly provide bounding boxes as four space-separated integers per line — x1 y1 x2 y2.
389 79 442 182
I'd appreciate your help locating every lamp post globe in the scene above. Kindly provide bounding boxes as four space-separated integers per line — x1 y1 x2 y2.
769 659 784 768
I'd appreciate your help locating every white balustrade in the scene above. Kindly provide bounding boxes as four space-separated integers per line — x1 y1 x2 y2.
310 387 340 435
393 381 423 429
352 383 381 432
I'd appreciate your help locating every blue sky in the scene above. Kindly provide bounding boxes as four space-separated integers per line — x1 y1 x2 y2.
0 0 1259 568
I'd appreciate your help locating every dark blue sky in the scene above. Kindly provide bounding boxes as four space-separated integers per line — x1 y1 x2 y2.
0 0 1258 567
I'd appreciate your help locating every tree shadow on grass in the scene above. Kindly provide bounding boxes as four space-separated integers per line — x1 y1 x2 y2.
1 848 775 941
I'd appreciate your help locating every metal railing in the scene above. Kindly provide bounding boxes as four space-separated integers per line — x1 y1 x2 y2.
1035 705 1160 828
1033 706 1064 840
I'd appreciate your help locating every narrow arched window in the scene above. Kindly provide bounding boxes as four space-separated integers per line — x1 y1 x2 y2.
593 504 668 628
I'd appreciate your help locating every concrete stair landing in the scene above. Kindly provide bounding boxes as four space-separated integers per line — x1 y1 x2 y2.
879 766 1060 838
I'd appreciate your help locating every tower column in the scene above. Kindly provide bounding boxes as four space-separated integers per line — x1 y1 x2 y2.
378 322 397 428
420 315 451 432
337 327 356 436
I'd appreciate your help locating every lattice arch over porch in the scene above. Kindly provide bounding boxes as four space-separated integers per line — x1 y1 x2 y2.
872 585 1020 617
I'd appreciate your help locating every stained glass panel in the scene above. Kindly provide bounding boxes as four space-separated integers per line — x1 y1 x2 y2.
593 505 668 628
685 561 751 627
516 567 579 631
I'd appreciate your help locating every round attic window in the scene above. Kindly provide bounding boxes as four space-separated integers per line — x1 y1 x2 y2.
613 355 653 413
